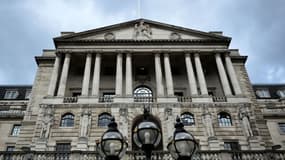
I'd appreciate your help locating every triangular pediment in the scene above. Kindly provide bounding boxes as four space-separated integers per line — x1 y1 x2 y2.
54 19 231 42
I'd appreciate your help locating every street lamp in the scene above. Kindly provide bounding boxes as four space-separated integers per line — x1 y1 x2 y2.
133 107 162 160
97 117 128 160
167 116 198 160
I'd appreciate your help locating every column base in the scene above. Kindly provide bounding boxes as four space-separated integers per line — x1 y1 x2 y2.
113 97 134 103
77 96 99 104
35 138 48 151
77 137 89 151
208 136 220 150
248 136 265 150
192 95 213 103
157 96 177 103
42 96 63 104
226 96 250 103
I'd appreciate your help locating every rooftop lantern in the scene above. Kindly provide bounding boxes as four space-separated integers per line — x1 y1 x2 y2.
97 117 128 160
167 116 198 160
133 107 162 160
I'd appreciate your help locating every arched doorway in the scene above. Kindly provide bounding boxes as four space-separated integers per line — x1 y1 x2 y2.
133 85 153 102
131 114 163 150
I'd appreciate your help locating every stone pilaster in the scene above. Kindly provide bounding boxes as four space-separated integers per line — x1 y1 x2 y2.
47 54 61 96
57 53 71 97
225 54 242 95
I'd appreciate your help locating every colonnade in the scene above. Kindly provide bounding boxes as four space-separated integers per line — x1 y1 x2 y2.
47 51 242 99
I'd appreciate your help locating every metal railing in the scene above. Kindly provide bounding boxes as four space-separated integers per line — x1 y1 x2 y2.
63 97 78 103
98 96 114 103
212 96 227 102
177 96 192 102
1 150 285 160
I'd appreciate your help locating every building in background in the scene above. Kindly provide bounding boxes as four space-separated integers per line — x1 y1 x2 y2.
1 19 284 159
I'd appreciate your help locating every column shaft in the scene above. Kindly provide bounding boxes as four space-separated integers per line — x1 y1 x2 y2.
215 53 232 96
125 53 133 96
57 53 71 97
155 53 164 97
164 53 174 96
185 53 198 95
115 53 123 96
194 53 208 95
81 53 92 96
225 54 242 95
47 55 61 96
91 53 101 96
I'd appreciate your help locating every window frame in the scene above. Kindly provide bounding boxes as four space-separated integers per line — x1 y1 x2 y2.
98 112 112 127
277 90 285 98
4 90 19 99
10 124 21 136
25 89 32 99
218 112 232 127
223 141 240 151
278 123 285 135
256 89 271 98
60 113 75 127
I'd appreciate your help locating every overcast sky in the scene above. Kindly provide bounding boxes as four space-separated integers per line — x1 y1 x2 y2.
0 0 284 85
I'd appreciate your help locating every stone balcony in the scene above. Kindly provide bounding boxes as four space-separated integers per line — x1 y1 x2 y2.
42 95 250 105
0 150 284 160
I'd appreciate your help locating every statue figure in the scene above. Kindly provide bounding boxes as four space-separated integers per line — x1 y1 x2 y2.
202 112 215 137
40 106 54 139
133 21 152 39
80 110 92 137
239 107 253 137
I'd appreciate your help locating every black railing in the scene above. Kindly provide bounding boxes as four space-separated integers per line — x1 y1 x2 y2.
63 97 78 103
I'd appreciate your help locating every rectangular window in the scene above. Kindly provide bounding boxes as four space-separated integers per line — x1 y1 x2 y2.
224 142 240 151
174 92 184 97
25 89 32 99
11 125 21 136
56 143 71 152
277 90 285 98
56 143 70 159
256 89 271 98
72 92 81 97
279 123 285 134
4 90 19 99
6 146 15 151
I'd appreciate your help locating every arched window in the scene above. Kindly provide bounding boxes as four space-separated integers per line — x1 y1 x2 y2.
60 113 74 127
98 113 112 127
133 86 153 102
181 112 195 126
218 112 232 127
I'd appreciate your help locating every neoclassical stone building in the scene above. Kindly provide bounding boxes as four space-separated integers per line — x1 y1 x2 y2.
1 19 285 159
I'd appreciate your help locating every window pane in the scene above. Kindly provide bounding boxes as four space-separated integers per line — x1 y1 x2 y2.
4 91 19 99
218 112 232 127
224 142 240 150
6 146 15 151
279 123 285 133
98 113 112 126
60 114 74 127
11 125 21 136
181 113 195 126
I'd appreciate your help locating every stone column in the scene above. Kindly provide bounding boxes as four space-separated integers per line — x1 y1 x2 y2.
215 53 232 96
155 53 164 97
125 52 133 96
225 54 242 95
47 55 61 96
57 53 71 97
91 53 101 96
115 52 123 96
81 53 92 96
164 53 174 96
185 53 198 95
194 53 208 95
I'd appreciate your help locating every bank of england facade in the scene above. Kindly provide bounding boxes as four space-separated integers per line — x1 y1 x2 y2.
1 19 285 159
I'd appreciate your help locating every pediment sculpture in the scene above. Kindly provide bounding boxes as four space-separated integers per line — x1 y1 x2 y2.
133 21 152 40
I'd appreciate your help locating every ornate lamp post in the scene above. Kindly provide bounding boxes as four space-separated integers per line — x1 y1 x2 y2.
97 117 128 160
133 107 162 160
167 116 198 160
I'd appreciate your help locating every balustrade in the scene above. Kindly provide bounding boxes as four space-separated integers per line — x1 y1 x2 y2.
1 150 284 160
